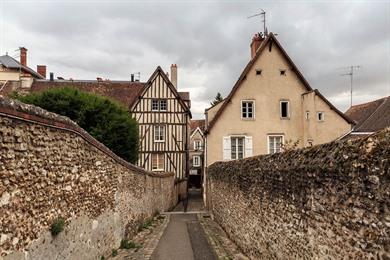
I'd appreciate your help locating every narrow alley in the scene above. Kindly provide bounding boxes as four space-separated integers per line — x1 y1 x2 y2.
112 189 248 260
151 189 216 260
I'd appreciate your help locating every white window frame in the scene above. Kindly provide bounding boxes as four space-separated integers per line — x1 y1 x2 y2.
231 136 245 159
241 100 255 119
151 153 164 171
267 135 284 154
154 125 165 142
317 111 325 122
280 100 290 119
193 140 202 150
193 155 201 167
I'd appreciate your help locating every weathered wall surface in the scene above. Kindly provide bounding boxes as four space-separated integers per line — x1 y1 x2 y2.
0 97 176 259
207 130 389 259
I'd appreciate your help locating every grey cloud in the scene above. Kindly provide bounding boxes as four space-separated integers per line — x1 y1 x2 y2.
1 0 389 118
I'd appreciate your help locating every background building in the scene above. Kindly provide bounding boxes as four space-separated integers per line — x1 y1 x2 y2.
189 119 205 189
0 48 45 95
344 96 390 139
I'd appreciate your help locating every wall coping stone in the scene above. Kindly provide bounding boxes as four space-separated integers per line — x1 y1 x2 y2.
0 95 173 178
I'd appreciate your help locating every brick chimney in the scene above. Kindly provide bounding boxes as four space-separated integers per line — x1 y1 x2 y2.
37 65 46 78
250 33 264 59
20 47 27 66
170 64 177 89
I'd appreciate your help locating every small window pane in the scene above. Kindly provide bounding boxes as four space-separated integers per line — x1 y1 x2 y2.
152 100 159 111
152 154 164 171
242 101 254 119
269 136 283 154
231 137 245 159
317 112 324 121
160 100 167 111
281 101 289 118
154 125 165 142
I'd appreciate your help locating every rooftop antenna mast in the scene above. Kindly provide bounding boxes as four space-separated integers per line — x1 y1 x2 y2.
247 9 267 35
340 65 361 108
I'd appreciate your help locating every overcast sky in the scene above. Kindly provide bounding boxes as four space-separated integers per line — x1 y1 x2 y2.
1 0 389 119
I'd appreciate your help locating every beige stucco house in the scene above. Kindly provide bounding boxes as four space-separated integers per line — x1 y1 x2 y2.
205 32 353 168
0 47 45 95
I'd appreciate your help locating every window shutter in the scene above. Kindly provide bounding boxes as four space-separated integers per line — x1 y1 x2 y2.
245 136 253 158
222 137 231 160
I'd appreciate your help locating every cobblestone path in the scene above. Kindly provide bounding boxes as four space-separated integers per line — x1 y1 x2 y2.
111 189 248 260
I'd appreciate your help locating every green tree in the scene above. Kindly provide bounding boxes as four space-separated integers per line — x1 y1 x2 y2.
210 92 224 106
17 87 139 163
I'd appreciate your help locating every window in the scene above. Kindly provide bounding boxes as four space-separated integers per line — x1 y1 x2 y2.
160 100 167 111
193 156 201 167
256 69 262 75
305 111 310 120
154 125 165 142
194 140 202 150
280 101 290 119
241 101 254 119
223 136 252 160
152 100 159 111
268 135 284 154
280 70 286 76
151 153 164 171
151 99 167 111
231 137 244 159
317 112 324 121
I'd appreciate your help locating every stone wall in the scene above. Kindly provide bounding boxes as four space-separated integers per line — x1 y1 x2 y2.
207 129 389 259
0 96 176 259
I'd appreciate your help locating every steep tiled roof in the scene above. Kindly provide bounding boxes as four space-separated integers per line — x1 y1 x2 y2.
190 119 205 134
0 55 44 79
31 79 146 109
345 96 390 132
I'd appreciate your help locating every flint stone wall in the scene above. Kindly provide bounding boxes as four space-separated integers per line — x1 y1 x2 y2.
207 130 389 259
0 96 176 259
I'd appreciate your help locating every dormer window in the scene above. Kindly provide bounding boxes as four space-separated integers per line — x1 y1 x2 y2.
280 70 286 76
256 69 262 76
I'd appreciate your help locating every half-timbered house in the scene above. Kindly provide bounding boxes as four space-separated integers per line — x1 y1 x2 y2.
130 66 191 179
26 64 191 181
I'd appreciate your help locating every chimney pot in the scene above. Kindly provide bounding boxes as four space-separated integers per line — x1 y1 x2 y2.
170 64 177 89
37 65 47 79
131 74 134 82
250 33 264 59
19 47 27 66
49 72 54 81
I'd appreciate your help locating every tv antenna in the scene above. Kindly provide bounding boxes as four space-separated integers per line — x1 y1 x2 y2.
340 65 361 108
248 9 267 35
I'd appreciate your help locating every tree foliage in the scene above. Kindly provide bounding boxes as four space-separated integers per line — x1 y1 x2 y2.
211 92 224 106
17 87 139 163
